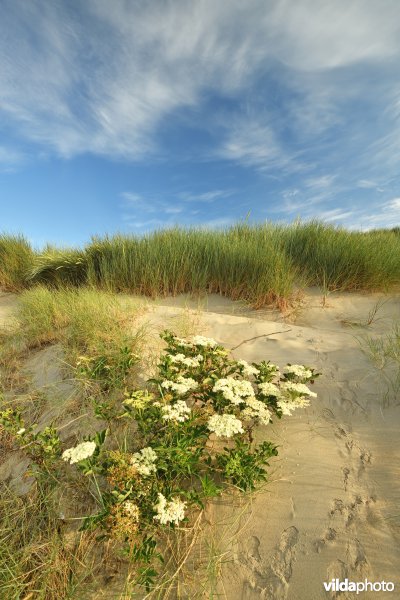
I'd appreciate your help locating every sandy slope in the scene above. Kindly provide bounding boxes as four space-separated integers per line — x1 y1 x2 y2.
1 290 399 599
144 291 400 599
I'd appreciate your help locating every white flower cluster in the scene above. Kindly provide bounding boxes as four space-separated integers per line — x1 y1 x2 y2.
62 440 96 464
262 363 280 379
153 493 186 525
16 428 26 435
258 381 281 397
277 397 310 416
207 413 244 437
276 382 317 416
130 446 158 476
191 335 218 347
168 353 204 368
161 376 198 395
161 400 191 422
122 500 140 521
241 397 272 425
237 360 260 377
173 336 193 347
213 377 255 405
124 390 153 409
280 382 317 398
284 364 313 380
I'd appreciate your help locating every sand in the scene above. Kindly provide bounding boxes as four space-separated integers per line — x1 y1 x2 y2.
1 289 399 599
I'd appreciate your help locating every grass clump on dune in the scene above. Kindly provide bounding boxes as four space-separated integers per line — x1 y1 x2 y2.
0 234 34 291
279 220 400 292
84 226 298 309
0 483 98 600
14 286 135 352
3 221 400 309
27 247 87 287
1 286 146 397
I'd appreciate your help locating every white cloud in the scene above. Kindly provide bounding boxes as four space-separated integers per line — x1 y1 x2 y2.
178 190 234 202
312 208 355 222
2 0 400 164
357 179 378 189
384 198 400 211
197 217 235 229
304 175 337 189
0 145 25 171
217 117 303 173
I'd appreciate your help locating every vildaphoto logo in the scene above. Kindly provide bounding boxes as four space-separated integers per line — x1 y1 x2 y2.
323 579 395 594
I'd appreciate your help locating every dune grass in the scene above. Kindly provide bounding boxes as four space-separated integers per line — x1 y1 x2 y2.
1 221 400 310
84 226 298 309
13 286 140 352
0 286 147 398
0 482 99 600
359 324 400 405
280 221 400 292
0 234 34 291
27 247 87 287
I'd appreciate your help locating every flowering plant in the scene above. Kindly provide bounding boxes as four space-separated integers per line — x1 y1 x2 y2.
1 330 319 592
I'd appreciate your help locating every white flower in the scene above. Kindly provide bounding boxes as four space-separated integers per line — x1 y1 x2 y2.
16 428 26 435
168 353 204 368
277 397 310 416
153 493 186 525
258 381 281 397
280 382 317 398
62 441 96 464
284 364 313 380
207 413 244 437
123 501 140 521
124 390 153 409
237 360 260 377
173 336 194 348
242 397 272 425
130 446 158 476
277 399 297 416
161 376 198 395
161 400 191 422
213 377 255 405
191 335 218 347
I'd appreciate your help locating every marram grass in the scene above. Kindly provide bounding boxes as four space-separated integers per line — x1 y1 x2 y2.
0 233 34 291
1 221 400 308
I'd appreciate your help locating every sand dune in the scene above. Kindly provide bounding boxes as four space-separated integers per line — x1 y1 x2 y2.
1 290 399 598
143 292 400 598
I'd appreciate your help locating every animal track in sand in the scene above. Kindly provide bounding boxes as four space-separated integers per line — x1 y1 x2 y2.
333 422 372 488
238 527 299 599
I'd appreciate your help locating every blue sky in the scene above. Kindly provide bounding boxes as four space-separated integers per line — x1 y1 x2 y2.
1 0 400 247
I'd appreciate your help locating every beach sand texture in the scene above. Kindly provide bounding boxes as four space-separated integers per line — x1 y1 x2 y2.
1 290 399 599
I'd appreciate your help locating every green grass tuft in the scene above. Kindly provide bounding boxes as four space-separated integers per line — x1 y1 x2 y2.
0 234 34 291
2 221 400 309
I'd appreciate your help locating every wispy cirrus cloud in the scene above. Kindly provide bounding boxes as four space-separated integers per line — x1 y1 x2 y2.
177 190 234 202
0 146 25 172
121 189 236 230
216 117 304 174
2 0 400 169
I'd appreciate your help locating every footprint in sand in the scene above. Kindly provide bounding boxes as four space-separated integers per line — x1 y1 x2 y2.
239 527 299 600
314 527 337 553
326 539 371 599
